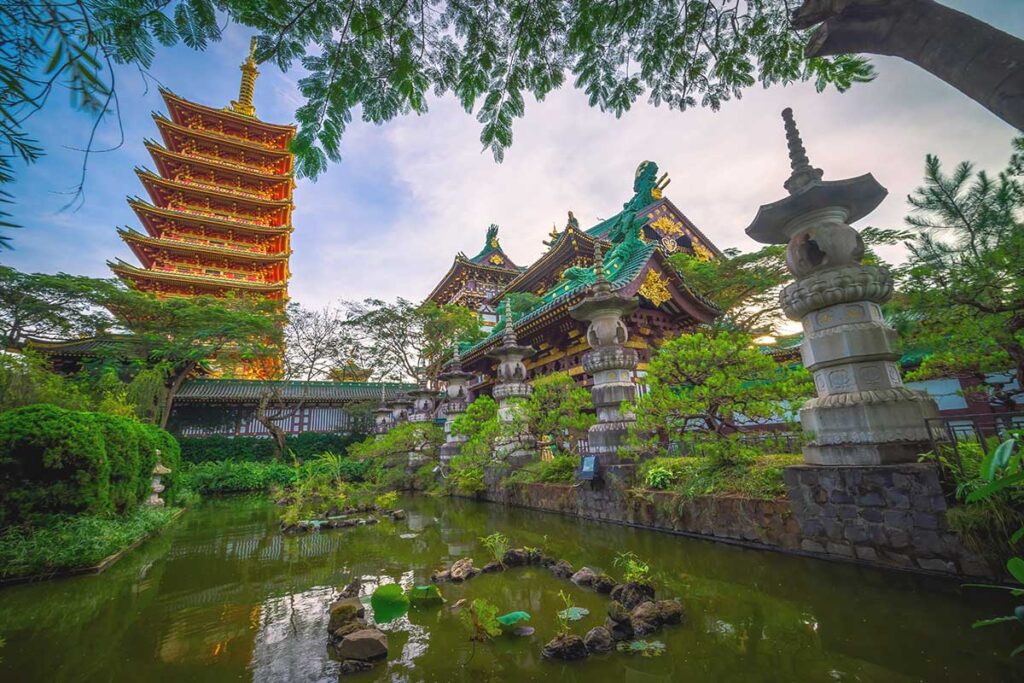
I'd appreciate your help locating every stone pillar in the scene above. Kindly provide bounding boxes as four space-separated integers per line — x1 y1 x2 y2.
438 347 475 470
387 394 413 426
372 386 393 435
570 243 639 468
745 109 939 466
488 299 536 466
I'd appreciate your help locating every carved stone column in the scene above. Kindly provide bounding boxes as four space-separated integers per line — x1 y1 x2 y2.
488 299 536 466
570 244 639 467
438 347 475 470
745 108 939 466
372 386 393 435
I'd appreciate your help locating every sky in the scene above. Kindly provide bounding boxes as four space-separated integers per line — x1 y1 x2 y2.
4 1 1022 312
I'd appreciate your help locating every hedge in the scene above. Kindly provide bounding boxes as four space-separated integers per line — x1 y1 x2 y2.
180 460 296 494
0 404 182 524
178 431 366 464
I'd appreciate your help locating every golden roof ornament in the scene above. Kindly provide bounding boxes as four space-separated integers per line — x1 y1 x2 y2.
229 37 260 117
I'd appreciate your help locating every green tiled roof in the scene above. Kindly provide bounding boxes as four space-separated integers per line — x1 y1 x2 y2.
176 379 416 403
461 243 659 357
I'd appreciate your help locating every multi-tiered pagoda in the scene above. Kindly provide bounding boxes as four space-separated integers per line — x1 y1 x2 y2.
110 40 295 302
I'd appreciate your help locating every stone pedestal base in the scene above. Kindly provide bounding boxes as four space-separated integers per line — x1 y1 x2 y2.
800 387 939 465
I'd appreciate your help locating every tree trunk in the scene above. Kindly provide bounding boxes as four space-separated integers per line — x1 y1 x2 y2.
793 0 1024 131
256 392 290 461
160 362 196 430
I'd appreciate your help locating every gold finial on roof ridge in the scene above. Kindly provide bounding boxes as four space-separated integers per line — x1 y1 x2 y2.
229 37 260 117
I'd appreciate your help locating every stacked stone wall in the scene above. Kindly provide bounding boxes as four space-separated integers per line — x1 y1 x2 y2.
475 463 993 579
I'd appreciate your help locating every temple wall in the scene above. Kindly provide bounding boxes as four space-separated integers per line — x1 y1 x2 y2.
474 463 994 579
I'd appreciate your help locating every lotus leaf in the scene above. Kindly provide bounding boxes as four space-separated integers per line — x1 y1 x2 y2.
407 584 445 607
370 583 410 623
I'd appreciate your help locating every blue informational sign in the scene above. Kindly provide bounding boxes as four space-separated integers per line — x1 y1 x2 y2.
578 455 597 480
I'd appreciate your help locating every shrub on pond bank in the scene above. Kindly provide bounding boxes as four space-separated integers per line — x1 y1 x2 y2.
180 460 296 494
637 454 802 500
0 405 182 524
504 455 579 486
0 506 179 579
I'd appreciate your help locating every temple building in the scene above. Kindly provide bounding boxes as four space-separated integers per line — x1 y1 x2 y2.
426 224 523 327
426 161 723 393
109 39 295 302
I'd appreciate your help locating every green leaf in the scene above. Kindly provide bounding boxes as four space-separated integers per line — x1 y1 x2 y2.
1010 558 1024 585
557 606 589 621
370 583 410 623
973 615 1018 628
496 611 531 628
1011 527 1024 545
407 584 444 607
966 472 1024 503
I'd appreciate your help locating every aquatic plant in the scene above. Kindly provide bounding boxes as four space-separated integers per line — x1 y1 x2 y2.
555 590 578 636
460 599 502 642
370 583 410 623
613 551 651 584
557 606 589 622
616 639 667 657
375 491 399 510
479 532 510 566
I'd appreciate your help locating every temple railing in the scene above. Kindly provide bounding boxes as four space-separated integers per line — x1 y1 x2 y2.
923 411 1024 476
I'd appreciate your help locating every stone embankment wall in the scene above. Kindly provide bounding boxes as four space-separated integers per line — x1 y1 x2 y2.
477 463 993 579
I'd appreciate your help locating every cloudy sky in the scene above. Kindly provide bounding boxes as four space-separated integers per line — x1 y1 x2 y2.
5 1 1021 311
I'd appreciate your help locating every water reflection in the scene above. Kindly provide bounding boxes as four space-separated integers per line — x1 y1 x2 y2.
0 494 1018 682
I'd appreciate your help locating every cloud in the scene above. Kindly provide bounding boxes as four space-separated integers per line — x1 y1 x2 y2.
5 5 1021 314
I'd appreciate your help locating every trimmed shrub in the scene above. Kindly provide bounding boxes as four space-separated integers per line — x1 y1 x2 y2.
92 413 143 512
0 404 111 524
177 431 367 464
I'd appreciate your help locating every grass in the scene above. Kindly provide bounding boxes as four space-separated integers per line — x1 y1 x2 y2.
638 454 804 500
504 455 579 486
0 506 180 579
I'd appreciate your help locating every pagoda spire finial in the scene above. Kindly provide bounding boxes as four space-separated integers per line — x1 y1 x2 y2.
592 241 611 294
230 37 260 118
502 298 517 345
781 108 823 195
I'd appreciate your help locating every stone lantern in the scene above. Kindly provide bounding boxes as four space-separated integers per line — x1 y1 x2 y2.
146 449 171 507
438 346 476 469
745 108 938 466
407 381 437 423
488 298 536 465
570 242 639 468
387 393 414 425
372 386 393 435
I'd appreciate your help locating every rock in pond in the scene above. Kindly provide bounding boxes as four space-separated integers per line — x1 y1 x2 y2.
335 628 388 662
592 573 616 594
655 599 684 625
571 566 597 587
328 597 366 632
630 601 660 636
431 568 451 583
339 578 361 599
584 626 614 653
542 634 589 661
338 659 375 675
550 559 574 579
502 548 529 566
331 618 369 640
391 509 407 520
481 561 504 573
449 558 478 582
605 601 634 642
610 582 655 610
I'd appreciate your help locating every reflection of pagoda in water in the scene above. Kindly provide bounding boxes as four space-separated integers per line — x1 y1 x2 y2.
109 39 296 303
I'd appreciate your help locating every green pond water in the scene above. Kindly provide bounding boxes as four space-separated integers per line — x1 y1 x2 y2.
0 495 1020 682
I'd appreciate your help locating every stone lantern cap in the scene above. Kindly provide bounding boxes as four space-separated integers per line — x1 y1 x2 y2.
488 298 535 359
745 108 887 245
386 393 414 408
569 241 638 322
153 462 171 475
438 345 476 382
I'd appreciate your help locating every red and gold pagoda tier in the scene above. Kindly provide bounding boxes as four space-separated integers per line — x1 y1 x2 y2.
109 41 296 302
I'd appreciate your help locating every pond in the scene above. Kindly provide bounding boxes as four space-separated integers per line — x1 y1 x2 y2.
0 495 1018 682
